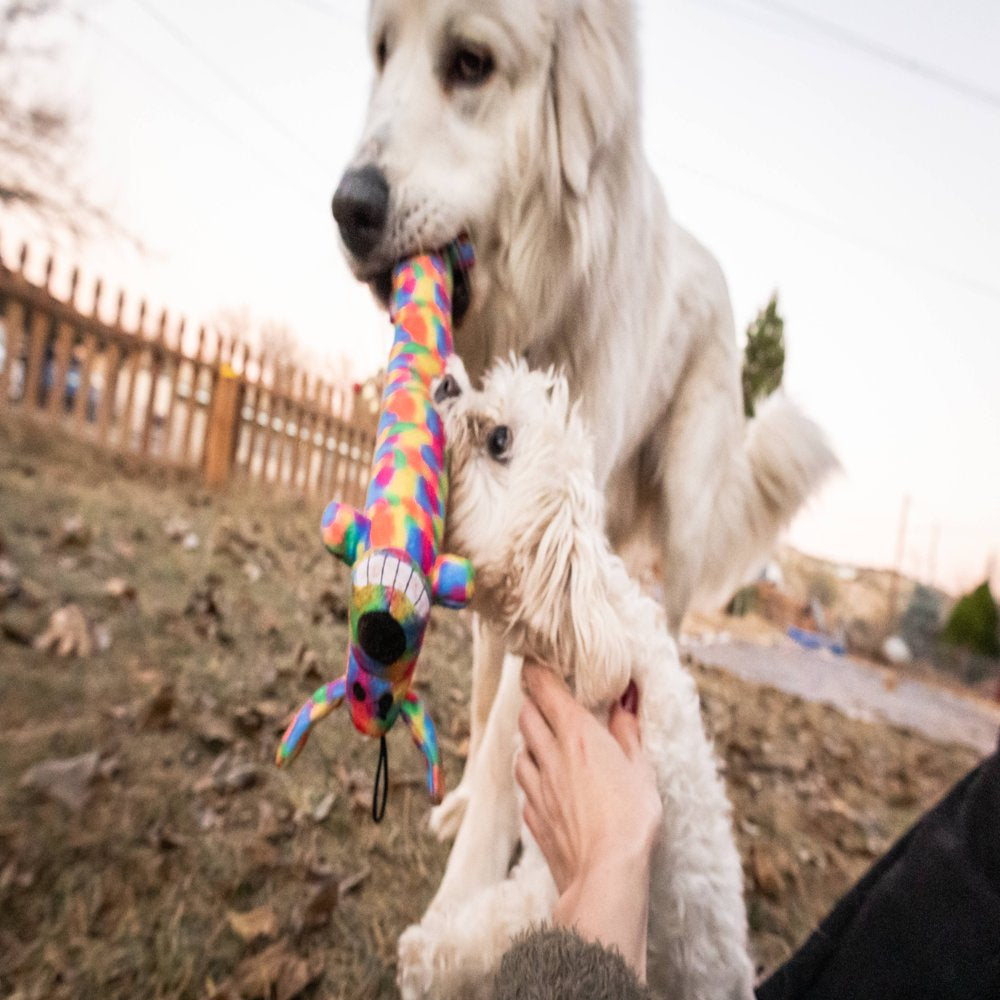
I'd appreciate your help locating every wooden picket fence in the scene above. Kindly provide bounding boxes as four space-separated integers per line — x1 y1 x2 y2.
0 244 378 508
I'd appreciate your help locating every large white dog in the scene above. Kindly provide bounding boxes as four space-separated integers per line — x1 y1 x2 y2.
331 0 834 943
395 357 755 999
332 0 834 634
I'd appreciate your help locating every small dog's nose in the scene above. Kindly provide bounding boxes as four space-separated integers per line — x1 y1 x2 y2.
332 165 390 259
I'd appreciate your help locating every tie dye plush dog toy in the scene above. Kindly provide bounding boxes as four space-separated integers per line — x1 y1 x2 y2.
276 242 474 817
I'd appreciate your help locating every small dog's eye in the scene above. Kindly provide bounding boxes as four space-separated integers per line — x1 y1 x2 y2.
434 373 461 404
375 33 388 70
447 44 494 87
486 425 511 462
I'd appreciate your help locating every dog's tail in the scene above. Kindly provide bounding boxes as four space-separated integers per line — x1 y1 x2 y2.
693 394 839 611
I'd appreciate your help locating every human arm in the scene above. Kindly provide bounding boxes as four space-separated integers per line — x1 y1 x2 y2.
515 662 662 980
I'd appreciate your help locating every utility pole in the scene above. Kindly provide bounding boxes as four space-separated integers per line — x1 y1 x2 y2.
886 494 911 632
927 521 941 589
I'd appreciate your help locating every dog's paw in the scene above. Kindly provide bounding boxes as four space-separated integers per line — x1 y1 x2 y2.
428 785 470 841
397 923 437 1000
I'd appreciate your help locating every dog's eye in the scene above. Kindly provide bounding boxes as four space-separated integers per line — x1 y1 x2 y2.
486 425 511 463
434 373 462 405
375 33 388 70
447 44 494 88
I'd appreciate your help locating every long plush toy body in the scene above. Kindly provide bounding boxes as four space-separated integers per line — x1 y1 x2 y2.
276 243 474 807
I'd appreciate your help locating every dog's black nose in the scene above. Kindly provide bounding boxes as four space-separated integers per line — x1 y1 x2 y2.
332 165 390 259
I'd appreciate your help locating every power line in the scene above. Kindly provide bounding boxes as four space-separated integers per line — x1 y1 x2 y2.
664 157 1000 304
282 0 363 22
701 0 1000 113
129 0 331 171
81 14 318 201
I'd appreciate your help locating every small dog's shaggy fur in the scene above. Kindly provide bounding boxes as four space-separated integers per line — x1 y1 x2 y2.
396 359 754 1000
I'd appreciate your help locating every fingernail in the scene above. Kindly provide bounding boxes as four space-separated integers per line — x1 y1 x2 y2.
620 680 638 714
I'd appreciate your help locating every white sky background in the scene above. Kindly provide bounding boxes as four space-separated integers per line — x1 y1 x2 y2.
4 0 999 595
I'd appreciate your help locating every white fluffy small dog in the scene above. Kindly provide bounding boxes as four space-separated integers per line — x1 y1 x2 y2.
396 357 754 1000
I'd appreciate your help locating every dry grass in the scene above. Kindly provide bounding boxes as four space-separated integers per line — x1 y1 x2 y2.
0 415 982 997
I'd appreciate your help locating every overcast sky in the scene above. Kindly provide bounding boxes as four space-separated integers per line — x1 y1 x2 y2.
5 0 999 595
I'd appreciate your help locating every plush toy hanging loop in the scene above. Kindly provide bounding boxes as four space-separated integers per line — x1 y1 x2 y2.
276 241 475 816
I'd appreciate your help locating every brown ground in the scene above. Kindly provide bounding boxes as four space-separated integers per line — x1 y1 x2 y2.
0 415 983 999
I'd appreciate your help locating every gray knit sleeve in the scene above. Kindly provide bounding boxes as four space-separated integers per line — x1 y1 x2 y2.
491 927 652 1000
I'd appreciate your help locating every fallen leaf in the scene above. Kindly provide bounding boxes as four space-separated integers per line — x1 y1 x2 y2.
194 716 233 752
232 939 321 1000
34 605 93 657
750 845 783 899
93 623 113 651
233 706 263 735
313 589 348 624
212 760 260 794
163 516 192 541
311 792 336 823
20 751 100 812
138 682 176 730
113 539 136 560
338 864 370 897
227 905 279 943
299 879 338 930
2 608 38 645
58 515 92 548
104 577 137 600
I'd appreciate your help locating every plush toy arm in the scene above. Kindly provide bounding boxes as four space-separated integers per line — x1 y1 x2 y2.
399 691 444 805
275 676 346 767
321 502 370 566
430 553 475 609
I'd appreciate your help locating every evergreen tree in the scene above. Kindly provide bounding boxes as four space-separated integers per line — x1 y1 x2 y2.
940 580 1000 659
742 293 786 418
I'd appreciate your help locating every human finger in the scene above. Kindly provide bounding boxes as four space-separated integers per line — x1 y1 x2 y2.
514 745 542 808
608 698 643 759
518 695 558 764
522 661 576 736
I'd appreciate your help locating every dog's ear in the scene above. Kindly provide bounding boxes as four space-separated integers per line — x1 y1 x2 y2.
552 0 635 198
512 471 631 707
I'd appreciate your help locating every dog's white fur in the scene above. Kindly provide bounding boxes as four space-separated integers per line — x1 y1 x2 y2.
396 358 754 999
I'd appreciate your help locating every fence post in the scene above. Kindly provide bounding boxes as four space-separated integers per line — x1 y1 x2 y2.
202 362 242 488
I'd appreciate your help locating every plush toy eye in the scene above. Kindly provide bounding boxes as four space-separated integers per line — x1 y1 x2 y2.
447 44 494 87
486 424 511 462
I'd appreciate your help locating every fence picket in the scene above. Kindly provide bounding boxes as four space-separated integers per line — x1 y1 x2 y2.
0 300 25 412
161 318 185 460
0 246 378 503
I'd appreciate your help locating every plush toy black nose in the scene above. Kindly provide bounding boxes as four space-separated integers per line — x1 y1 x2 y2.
357 610 407 665
332 165 390 259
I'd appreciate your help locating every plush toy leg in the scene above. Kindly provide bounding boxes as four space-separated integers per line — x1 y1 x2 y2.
400 691 444 804
430 553 475 609
275 677 346 767
321 502 370 566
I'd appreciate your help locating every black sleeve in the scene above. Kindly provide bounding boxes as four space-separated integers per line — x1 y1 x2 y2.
491 926 652 1000
757 741 1000 1000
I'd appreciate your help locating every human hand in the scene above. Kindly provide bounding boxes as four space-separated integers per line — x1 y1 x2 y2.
515 661 662 978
